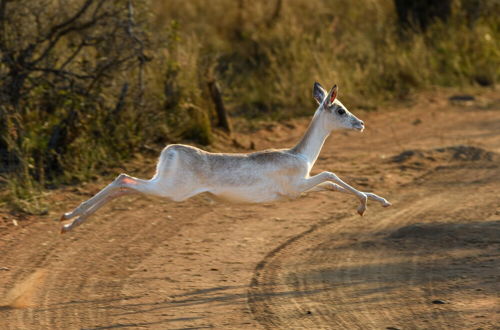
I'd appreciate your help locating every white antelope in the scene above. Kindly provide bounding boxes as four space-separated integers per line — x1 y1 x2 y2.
61 82 391 233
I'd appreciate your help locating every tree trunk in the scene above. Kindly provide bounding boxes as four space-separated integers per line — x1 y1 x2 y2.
207 79 231 133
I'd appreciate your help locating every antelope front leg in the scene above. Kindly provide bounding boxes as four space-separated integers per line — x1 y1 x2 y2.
307 182 391 208
300 172 373 216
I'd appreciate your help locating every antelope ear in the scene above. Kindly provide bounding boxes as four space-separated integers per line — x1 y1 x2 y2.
313 82 327 105
326 85 338 106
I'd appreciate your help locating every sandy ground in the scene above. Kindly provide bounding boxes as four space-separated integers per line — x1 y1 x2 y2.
0 90 499 329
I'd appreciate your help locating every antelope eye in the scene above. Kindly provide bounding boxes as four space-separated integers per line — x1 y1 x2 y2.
337 108 346 115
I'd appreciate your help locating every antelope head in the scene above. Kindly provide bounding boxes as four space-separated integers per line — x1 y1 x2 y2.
313 82 364 132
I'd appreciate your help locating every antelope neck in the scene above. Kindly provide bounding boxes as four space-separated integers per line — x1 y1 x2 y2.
292 109 331 166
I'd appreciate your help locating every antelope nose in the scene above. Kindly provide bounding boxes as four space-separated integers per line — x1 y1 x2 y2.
355 120 365 131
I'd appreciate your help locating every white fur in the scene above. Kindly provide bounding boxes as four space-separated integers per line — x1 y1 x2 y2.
60 83 391 233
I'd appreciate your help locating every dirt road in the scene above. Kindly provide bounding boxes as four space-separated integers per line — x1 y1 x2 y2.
1 90 499 329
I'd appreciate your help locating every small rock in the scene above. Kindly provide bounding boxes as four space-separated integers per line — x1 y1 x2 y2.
232 139 245 149
386 327 401 330
210 268 218 271
0 267 10 271
432 299 446 304
306 310 312 315
449 94 475 102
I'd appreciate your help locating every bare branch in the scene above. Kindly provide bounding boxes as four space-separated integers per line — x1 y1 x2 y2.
31 10 114 66
47 0 95 39
126 0 148 102
58 39 86 71
85 53 136 94
112 82 129 118
266 0 282 28
30 67 95 80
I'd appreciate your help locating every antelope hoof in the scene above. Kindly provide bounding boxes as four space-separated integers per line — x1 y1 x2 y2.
357 205 366 216
60 212 71 222
382 200 392 207
60 224 72 234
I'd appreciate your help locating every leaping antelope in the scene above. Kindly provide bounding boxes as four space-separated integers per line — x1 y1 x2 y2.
61 82 391 233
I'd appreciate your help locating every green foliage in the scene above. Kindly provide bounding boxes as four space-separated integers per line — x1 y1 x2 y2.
0 0 498 211
2 177 48 215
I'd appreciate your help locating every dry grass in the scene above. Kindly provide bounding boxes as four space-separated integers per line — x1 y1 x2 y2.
0 0 498 212
151 0 499 117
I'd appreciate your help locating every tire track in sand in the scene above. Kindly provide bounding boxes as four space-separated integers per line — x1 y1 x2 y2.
248 163 500 329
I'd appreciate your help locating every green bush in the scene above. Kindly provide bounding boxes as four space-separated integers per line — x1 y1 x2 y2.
0 0 498 212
